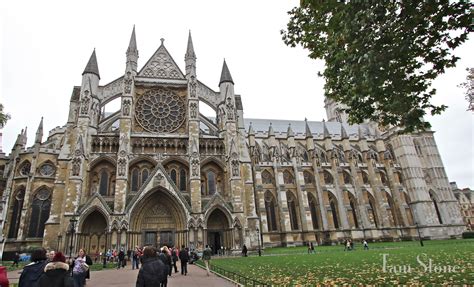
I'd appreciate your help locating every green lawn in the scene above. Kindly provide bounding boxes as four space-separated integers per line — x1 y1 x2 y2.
208 239 474 285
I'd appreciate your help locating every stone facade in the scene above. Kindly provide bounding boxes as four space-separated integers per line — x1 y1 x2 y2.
451 182 473 230
0 29 465 259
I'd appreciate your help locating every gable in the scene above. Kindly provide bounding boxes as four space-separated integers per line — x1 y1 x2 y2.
138 43 185 80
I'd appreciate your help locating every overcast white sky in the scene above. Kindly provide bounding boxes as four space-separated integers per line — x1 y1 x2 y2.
1 1 472 188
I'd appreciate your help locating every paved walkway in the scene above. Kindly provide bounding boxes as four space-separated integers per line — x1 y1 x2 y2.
8 262 236 287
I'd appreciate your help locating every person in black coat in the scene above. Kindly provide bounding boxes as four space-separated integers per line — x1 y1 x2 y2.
136 246 167 287
178 246 189 276
19 248 48 287
117 248 125 269
39 252 74 287
158 247 171 287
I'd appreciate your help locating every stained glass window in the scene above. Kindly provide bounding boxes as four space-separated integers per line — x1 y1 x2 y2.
8 188 25 238
27 188 51 238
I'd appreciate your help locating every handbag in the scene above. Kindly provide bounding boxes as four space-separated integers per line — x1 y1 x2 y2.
80 262 89 272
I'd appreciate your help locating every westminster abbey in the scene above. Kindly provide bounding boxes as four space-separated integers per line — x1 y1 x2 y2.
0 28 465 259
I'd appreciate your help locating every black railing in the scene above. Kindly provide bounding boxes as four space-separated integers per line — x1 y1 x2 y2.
196 261 270 287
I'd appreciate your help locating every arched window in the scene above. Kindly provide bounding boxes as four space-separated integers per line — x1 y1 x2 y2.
414 140 423 156
303 171 313 185
283 170 294 184
368 194 379 228
329 193 340 229
308 193 320 230
343 171 352 185
170 169 177 185
265 191 277 231
430 191 443 224
141 168 149 185
207 171 216 195
19 161 31 176
348 194 359 228
8 188 25 239
287 192 299 230
131 168 139 192
380 172 388 186
27 188 51 238
361 171 369 185
179 169 187 191
261 170 273 185
99 170 109 196
323 170 333 185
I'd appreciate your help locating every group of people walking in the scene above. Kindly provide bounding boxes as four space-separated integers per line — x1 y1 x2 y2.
16 248 92 287
136 245 194 287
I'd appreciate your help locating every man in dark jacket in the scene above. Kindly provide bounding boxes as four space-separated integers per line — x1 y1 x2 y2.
39 252 73 287
136 246 166 287
117 248 125 269
178 246 189 276
19 248 48 287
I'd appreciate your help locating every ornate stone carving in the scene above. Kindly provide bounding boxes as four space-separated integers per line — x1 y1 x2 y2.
72 158 81 176
124 72 133 95
231 158 240 177
122 99 131 116
191 153 200 177
141 50 183 79
135 89 186 133
39 163 55 177
80 94 90 115
189 76 197 98
189 102 198 119
225 97 234 121
118 158 127 176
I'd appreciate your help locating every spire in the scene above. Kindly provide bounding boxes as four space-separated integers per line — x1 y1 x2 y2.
304 118 313 138
127 25 137 54
268 123 274 137
248 122 255 136
185 30 196 60
341 124 349 140
219 59 234 86
22 127 28 146
323 121 330 139
35 117 43 143
82 49 100 79
287 124 294 138
358 125 366 140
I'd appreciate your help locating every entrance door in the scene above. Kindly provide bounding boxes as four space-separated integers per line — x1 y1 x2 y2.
208 231 222 254
160 231 174 247
144 232 157 247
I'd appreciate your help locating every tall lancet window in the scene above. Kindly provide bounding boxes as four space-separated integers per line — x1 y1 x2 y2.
8 188 25 239
99 170 109 196
27 188 52 238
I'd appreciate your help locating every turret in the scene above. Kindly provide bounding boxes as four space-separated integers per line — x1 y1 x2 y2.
267 123 277 148
219 59 235 101
248 122 255 148
126 25 139 73
35 117 43 144
304 118 314 151
287 124 295 149
185 30 196 76
79 49 100 124
341 124 351 151
322 121 333 151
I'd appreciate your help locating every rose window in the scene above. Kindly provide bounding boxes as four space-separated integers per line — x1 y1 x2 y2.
135 89 186 133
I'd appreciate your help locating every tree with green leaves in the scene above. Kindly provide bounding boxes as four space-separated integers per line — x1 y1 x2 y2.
0 103 11 128
459 67 473 111
282 0 471 132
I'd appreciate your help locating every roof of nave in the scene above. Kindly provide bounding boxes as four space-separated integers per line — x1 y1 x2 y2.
244 118 376 139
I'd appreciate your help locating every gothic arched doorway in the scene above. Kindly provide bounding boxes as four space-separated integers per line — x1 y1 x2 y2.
206 208 231 254
78 210 108 255
129 188 187 249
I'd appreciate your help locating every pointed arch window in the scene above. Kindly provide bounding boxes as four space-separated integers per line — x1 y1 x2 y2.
414 140 423 156
170 169 177 185
283 170 294 184
380 172 388 186
343 171 352 185
261 170 273 185
303 171 314 185
99 170 109 196
368 199 379 228
179 169 187 191
287 192 299 230
19 161 31 176
308 193 320 230
361 171 370 185
323 170 333 185
265 191 277 231
207 171 216 195
329 194 340 229
430 191 443 224
348 195 359 228
141 168 149 185
131 168 139 192
8 188 25 239
27 188 51 238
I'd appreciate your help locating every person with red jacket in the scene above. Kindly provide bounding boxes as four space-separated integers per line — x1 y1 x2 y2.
0 266 9 287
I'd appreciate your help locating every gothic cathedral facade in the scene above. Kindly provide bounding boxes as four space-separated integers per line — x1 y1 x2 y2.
0 29 465 258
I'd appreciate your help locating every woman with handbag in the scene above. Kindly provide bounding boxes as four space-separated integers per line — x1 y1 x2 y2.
71 249 89 287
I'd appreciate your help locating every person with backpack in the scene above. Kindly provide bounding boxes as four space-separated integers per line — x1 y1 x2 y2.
178 246 189 276
18 248 48 287
39 252 73 287
202 245 212 276
171 247 179 273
